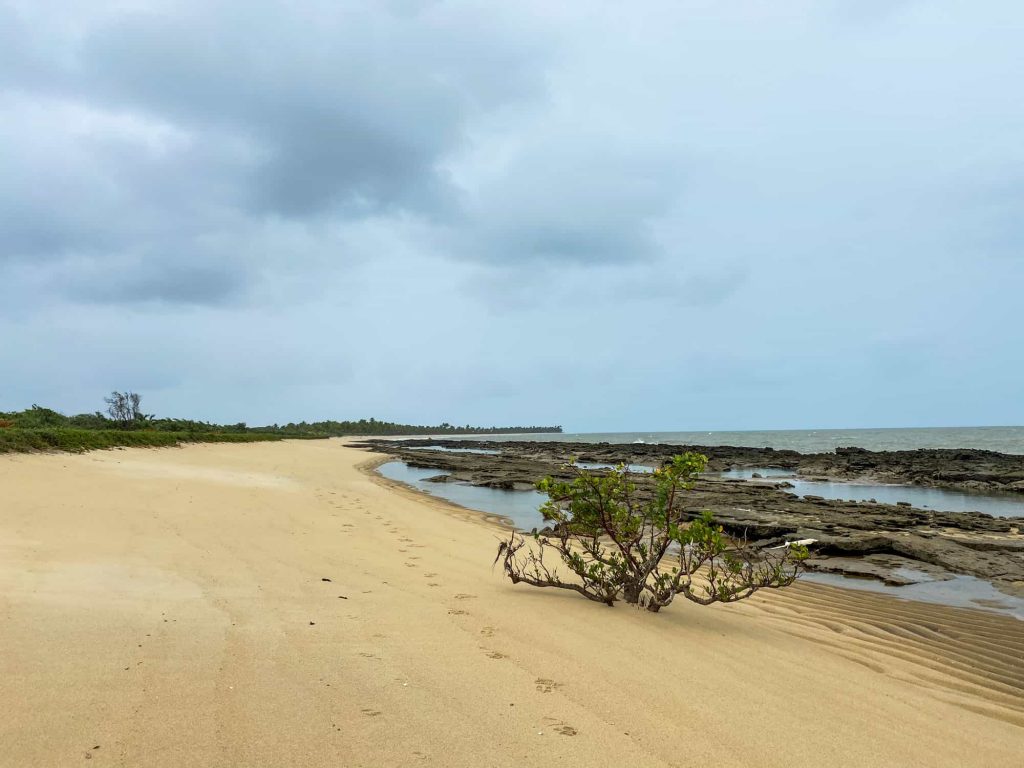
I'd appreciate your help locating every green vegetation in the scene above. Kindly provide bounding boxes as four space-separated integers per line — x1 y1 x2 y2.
0 428 285 455
248 418 562 437
0 396 561 455
496 453 808 612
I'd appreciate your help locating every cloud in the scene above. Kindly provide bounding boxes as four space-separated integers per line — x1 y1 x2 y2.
75 2 549 219
1 0 1022 428
67 258 246 306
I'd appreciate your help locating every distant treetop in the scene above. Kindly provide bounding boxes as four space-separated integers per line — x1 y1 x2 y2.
0 401 561 437
250 419 562 436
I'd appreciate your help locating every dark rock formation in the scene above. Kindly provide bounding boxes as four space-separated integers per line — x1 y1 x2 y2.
356 438 1024 598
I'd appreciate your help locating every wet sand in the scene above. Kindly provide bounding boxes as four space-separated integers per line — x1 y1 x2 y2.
1 439 1021 767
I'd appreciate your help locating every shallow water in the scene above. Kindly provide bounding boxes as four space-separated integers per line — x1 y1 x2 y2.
406 446 500 455
786 478 1022 517
437 425 1024 454
576 462 654 474
803 571 1024 621
717 468 796 479
377 461 548 530
716 468 1023 517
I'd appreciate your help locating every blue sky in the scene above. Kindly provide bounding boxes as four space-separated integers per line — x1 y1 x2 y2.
1 1 1022 430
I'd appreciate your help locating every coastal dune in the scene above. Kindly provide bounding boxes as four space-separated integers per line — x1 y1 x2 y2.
1 439 1021 767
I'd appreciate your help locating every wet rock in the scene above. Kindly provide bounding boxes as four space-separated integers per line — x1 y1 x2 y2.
355 438 1024 594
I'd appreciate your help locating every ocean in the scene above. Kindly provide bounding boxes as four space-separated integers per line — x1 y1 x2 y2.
441 426 1024 455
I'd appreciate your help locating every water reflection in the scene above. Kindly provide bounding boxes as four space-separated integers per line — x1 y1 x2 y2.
803 572 1024 621
377 461 547 530
718 468 1022 518
576 462 655 474
406 446 500 455
718 468 796 479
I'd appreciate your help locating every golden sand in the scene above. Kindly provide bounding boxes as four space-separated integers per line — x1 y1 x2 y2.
1 439 1021 766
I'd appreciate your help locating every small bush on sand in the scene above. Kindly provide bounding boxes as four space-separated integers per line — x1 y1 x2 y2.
495 453 807 612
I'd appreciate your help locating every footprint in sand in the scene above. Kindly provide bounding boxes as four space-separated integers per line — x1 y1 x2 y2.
448 609 468 616
454 593 476 600
542 717 577 736
358 652 378 659
535 678 562 693
361 709 382 717
423 572 437 578
485 651 507 660
427 582 441 587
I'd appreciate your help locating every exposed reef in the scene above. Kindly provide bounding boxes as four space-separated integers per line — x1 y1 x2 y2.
356 438 1024 599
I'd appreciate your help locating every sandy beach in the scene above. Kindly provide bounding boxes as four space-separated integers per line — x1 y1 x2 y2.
1 439 1021 767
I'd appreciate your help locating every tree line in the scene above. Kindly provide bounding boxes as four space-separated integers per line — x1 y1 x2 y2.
249 418 562 436
0 394 562 437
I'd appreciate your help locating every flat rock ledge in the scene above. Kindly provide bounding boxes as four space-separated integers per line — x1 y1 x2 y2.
357 439 1024 599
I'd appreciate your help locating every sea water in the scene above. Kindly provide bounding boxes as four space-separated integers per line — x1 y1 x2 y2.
717 469 1023 517
436 425 1024 455
376 461 548 530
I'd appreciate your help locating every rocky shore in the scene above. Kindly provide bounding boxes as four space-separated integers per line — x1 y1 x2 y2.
355 438 1024 599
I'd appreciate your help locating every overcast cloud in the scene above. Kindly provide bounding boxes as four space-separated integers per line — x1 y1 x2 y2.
2 0 1022 430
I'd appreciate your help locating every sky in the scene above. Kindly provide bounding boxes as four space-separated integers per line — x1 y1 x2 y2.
2 0 1022 431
